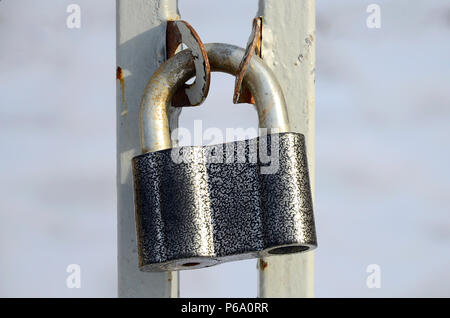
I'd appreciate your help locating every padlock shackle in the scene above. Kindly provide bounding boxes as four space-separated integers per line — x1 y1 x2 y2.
140 43 290 153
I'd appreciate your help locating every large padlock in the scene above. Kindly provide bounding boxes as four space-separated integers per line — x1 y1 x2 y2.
132 43 317 271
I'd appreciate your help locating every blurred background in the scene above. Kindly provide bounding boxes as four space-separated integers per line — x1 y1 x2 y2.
0 0 449 297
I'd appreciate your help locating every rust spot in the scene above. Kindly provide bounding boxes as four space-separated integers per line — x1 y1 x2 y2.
168 272 173 282
117 66 128 116
116 66 124 80
259 259 268 271
259 102 275 125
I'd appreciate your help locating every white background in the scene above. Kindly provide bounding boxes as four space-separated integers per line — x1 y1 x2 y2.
0 0 449 297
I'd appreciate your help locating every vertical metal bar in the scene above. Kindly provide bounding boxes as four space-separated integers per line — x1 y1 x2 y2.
257 0 316 298
117 0 180 298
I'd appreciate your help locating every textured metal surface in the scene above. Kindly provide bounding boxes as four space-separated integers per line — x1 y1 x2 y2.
132 132 317 272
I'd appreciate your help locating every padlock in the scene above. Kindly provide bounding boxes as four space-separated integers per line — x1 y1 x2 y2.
132 43 317 272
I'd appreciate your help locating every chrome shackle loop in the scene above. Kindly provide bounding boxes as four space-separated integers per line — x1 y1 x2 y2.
140 43 290 153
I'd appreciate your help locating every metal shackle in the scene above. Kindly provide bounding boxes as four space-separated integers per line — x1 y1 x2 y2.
140 43 290 153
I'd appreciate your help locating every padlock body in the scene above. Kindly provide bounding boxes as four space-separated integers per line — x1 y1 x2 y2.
132 132 317 271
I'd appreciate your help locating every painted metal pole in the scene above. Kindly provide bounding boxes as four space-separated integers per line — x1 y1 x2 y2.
116 0 180 298
257 0 316 298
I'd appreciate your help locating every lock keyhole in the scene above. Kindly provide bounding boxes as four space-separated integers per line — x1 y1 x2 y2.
182 262 201 267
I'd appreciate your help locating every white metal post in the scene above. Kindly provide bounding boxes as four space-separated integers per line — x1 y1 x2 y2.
117 0 315 298
257 0 316 298
116 0 180 298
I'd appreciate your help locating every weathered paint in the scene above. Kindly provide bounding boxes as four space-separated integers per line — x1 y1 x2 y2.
166 20 211 107
116 67 128 116
257 0 316 298
233 17 262 104
117 0 180 298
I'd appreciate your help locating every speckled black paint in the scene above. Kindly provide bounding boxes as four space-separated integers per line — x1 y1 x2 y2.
132 132 317 271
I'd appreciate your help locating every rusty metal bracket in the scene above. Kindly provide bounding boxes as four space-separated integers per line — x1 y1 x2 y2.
233 17 263 105
166 20 211 107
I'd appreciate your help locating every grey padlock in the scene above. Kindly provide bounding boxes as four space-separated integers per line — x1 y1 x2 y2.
132 43 317 272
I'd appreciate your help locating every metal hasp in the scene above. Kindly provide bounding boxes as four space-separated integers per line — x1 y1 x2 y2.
133 43 317 271
234 17 262 105
166 20 210 107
